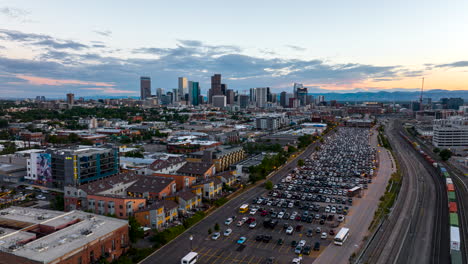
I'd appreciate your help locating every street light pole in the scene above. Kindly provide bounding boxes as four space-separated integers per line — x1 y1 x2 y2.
189 235 193 251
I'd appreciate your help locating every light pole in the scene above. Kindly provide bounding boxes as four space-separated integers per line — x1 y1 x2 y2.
189 235 193 252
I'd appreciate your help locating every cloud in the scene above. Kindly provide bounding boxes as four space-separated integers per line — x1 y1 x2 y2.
93 30 112 37
0 28 437 97
0 29 88 50
436 61 468 68
285 45 306 51
0 7 29 21
81 87 135 94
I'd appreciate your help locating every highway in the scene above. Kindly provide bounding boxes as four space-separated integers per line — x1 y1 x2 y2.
359 119 450 264
140 131 329 264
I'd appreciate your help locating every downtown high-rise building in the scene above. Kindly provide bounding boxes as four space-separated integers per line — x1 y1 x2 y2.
156 88 164 98
66 93 75 105
297 87 308 106
226 89 235 105
293 83 303 98
189 82 200 106
209 74 223 103
255 87 269 108
212 95 227 108
140 77 151 100
178 77 188 100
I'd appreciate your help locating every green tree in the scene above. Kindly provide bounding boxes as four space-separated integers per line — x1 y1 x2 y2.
208 228 212 235
433 148 441 153
439 149 452 161
297 159 305 167
0 119 8 128
265 180 273 190
128 216 144 243
214 223 220 232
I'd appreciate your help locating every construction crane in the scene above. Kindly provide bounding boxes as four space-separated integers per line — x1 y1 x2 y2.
419 77 425 111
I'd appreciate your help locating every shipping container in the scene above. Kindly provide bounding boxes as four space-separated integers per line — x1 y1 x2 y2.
450 226 461 251
446 178 453 185
447 184 455 192
448 191 456 202
450 213 459 227
449 202 458 213
451 250 463 264
443 172 450 178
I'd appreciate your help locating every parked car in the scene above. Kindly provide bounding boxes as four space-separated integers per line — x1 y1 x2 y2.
237 236 247 244
313 242 321 251
212 232 221 240
321 232 327 239
286 226 294 235
224 228 232 236
249 221 257 228
225 218 233 225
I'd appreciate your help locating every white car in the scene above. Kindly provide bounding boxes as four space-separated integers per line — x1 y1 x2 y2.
286 226 294 235
212 232 221 240
225 218 233 225
36 195 46 200
25 186 34 191
250 208 258 215
249 221 257 228
337 215 345 222
298 240 306 247
278 212 284 219
292 257 302 264
224 228 232 236
331 207 337 214
325 206 331 213
321 232 327 239
41 189 49 194
236 220 244 227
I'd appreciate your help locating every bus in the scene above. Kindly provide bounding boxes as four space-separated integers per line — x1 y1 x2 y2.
181 252 198 264
334 227 350 246
239 204 249 213
347 186 361 197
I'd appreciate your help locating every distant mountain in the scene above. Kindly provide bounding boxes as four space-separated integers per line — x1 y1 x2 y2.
309 89 468 102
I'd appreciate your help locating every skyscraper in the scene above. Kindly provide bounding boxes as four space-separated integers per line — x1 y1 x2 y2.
172 88 179 102
280 91 287 107
212 95 227 108
140 77 151 100
190 82 200 106
249 88 256 102
210 74 222 102
178 77 188 99
156 88 164 98
293 83 303 98
255 87 269 108
66 93 74 105
239 95 249 109
226 89 235 105
297 87 308 106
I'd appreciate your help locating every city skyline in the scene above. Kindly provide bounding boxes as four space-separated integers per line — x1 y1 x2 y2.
1 0 468 97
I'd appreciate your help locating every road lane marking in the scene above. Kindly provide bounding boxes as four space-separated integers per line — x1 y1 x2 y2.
220 251 233 264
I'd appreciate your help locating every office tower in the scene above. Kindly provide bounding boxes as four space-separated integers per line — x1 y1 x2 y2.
315 95 325 105
249 88 256 102
156 88 164 98
221 83 227 96
178 77 188 99
441 98 464 110
255 87 269 108
210 74 222 102
171 89 179 102
270 93 277 103
198 95 205 105
293 83 303 98
307 95 314 105
187 81 193 104
226 89 235 105
239 95 249 109
280 92 287 107
140 76 151 100
190 82 200 106
289 98 300 108
297 87 308 106
212 95 227 108
66 93 75 105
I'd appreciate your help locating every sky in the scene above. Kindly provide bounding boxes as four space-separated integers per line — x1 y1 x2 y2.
0 0 468 98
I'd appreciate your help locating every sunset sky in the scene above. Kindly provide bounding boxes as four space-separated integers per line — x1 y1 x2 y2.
1 0 468 97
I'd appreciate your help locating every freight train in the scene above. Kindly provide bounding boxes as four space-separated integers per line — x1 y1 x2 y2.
400 132 462 264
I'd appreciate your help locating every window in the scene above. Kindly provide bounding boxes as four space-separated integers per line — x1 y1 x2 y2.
77 256 82 264
101 245 105 255
90 250 94 262
112 239 116 251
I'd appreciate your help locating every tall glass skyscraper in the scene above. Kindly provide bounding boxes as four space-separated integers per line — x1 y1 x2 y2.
190 82 200 106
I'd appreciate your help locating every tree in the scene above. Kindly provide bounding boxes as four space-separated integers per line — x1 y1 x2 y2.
433 148 441 153
128 216 144 243
208 228 212 235
214 223 220 232
297 159 305 167
439 149 452 161
265 180 273 190
0 119 8 128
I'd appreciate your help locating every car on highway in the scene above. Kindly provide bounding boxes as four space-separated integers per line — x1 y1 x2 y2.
225 218 233 225
224 228 232 236
212 232 221 240
237 236 247 244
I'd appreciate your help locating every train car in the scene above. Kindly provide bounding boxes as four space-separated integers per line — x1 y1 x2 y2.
451 250 463 264
447 178 453 185
448 191 457 203
450 202 458 213
450 213 460 227
443 172 450 178
451 226 461 251
447 184 455 192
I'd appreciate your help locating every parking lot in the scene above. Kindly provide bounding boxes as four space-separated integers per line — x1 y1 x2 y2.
192 127 377 263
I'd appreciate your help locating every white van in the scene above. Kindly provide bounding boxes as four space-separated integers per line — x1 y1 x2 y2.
181 252 198 264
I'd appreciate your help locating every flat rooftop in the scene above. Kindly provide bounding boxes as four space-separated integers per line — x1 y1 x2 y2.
0 207 127 263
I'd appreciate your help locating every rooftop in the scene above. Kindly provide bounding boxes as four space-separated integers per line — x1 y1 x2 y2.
0 207 127 263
